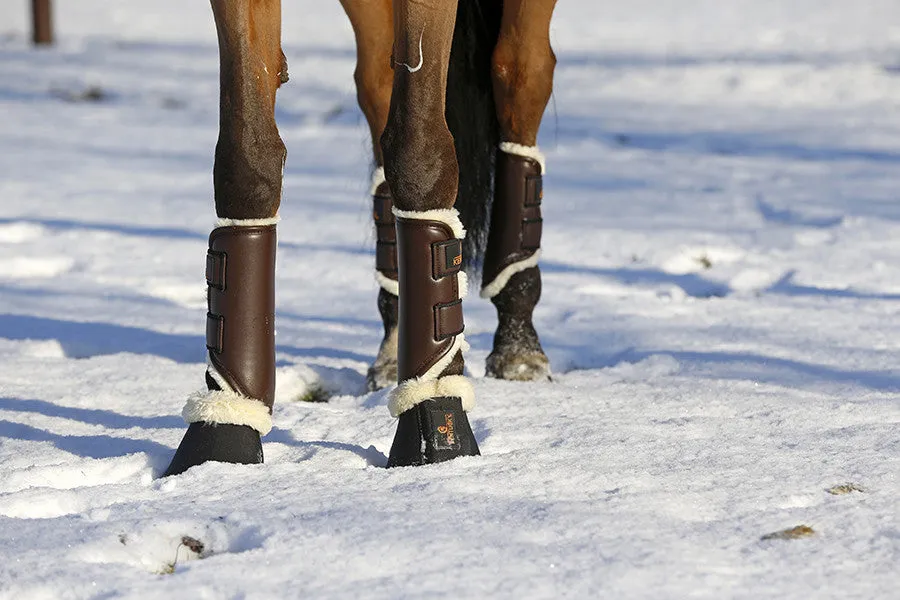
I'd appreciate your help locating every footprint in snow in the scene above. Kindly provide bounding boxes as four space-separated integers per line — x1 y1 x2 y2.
0 454 152 518
76 519 266 574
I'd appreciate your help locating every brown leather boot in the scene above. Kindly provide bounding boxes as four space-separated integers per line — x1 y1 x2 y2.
368 168 400 391
387 208 479 467
481 144 550 381
164 219 277 476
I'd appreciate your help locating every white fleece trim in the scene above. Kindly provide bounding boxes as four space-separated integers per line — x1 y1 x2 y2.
370 167 386 195
426 333 469 381
182 389 273 435
457 270 468 299
480 250 542 299
206 360 235 391
388 375 475 417
387 333 470 416
214 215 280 228
499 142 546 174
392 207 466 239
374 270 399 296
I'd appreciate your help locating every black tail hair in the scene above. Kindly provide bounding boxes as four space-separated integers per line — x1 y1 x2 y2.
446 0 502 275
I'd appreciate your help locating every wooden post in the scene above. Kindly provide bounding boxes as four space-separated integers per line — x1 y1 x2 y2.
31 0 53 46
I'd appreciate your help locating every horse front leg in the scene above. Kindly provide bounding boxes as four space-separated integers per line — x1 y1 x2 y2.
339 0 400 392
480 0 557 381
381 0 479 467
165 0 287 476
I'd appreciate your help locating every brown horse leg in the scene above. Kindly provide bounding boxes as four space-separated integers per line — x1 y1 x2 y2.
341 0 394 166
165 0 287 476
481 0 556 382
339 0 399 391
381 0 479 467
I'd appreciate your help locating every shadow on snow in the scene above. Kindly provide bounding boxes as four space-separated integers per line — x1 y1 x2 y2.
568 348 900 393
0 397 183 430
0 419 172 459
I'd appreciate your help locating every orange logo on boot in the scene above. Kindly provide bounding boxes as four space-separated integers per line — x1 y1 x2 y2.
437 412 456 446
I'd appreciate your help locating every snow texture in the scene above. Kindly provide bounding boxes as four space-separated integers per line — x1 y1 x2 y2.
1 0 899 597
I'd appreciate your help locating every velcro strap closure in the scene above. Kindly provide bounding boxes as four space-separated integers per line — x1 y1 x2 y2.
206 251 226 290
376 240 398 274
522 218 543 251
525 175 543 207
373 194 395 225
432 239 463 279
376 222 396 243
434 299 464 341
206 312 224 353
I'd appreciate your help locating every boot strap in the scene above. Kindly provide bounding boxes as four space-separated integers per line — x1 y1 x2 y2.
374 188 399 279
375 240 397 275
206 250 227 353
206 313 224 353
206 250 226 290
435 299 463 340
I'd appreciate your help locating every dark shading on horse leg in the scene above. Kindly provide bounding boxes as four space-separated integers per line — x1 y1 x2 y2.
381 0 479 466
486 267 550 381
212 0 287 220
166 0 286 476
481 0 556 381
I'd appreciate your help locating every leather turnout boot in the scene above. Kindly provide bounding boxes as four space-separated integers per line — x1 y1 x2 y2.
368 168 400 391
480 143 544 299
481 143 550 381
387 208 480 467
164 219 277 476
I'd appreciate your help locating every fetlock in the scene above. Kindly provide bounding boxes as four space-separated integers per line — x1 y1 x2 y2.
481 144 550 381
164 220 277 476
487 267 550 381
386 208 479 467
367 288 399 391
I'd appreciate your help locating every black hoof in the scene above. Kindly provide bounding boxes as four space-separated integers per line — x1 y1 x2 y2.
163 422 263 477
387 397 480 468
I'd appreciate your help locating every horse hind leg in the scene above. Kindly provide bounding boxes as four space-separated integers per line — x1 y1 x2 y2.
380 0 479 467
165 0 286 476
481 0 557 382
339 0 399 391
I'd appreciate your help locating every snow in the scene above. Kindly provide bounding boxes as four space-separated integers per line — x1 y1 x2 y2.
1 0 899 597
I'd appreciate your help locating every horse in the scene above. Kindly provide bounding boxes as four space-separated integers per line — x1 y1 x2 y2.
164 0 557 476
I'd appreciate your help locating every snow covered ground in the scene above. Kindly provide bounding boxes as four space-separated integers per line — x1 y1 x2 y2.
1 1 899 597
